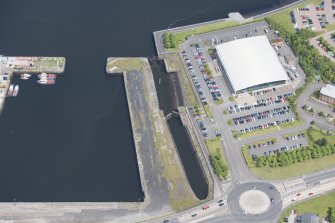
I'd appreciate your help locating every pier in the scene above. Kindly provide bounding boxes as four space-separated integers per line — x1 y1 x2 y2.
0 56 66 113
106 57 200 211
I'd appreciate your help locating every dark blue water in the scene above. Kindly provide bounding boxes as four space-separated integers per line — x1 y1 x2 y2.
0 0 295 201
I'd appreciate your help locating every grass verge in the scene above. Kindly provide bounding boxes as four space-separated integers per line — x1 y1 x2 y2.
280 191 335 222
238 126 279 138
279 120 303 130
214 99 224 105
174 21 240 45
308 126 335 144
203 104 213 117
242 146 256 168
248 153 335 180
205 138 229 180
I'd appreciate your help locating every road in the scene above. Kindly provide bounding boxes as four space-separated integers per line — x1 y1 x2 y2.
152 20 335 223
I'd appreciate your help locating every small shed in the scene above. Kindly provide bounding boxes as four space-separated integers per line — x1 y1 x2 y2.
270 37 284 47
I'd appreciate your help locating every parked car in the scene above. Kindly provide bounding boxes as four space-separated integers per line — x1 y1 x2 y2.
202 205 209 210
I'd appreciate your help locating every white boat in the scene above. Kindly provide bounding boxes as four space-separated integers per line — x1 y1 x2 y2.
38 73 56 80
20 73 31 80
7 84 14 96
12 85 19 97
37 79 55 85
38 73 47 79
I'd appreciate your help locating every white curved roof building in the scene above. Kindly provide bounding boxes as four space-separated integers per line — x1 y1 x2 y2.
215 36 288 93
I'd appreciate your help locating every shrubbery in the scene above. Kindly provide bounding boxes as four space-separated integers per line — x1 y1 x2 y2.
204 64 212 78
327 206 335 223
163 32 176 49
209 148 229 180
253 143 335 167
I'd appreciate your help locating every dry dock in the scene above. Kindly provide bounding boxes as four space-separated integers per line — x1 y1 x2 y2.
0 56 66 113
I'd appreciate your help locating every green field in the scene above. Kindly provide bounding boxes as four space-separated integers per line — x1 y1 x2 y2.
205 138 229 179
205 138 223 156
280 191 335 222
248 153 335 180
308 126 335 144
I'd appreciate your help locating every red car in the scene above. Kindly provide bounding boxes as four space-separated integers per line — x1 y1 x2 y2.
202 205 209 210
308 192 314 196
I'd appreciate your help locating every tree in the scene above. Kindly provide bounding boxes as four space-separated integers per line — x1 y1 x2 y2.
163 32 172 48
316 138 328 146
170 34 176 48
318 111 326 117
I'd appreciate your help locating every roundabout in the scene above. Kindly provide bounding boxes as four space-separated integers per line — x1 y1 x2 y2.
227 182 282 222
239 189 270 214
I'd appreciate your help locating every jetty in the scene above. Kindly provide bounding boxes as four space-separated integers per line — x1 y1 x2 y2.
0 56 66 113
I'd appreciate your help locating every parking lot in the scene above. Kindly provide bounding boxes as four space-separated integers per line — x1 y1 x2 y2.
197 117 222 140
181 43 223 106
293 0 335 32
245 131 309 158
224 92 297 134
177 21 312 159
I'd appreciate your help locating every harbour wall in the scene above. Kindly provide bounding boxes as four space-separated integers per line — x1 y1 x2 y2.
106 67 147 208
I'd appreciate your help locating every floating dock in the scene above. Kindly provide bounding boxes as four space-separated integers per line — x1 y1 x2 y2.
0 56 66 113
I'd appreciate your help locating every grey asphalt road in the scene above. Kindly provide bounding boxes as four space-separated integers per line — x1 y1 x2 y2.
227 182 282 223
304 168 335 185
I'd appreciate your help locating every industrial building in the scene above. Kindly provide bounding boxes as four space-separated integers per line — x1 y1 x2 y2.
215 36 289 94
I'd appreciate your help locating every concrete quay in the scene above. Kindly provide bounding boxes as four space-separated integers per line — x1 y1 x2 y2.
105 57 200 220
0 56 66 114
0 56 66 74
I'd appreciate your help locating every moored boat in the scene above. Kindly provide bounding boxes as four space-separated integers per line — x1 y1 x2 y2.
20 73 31 80
7 84 14 96
37 79 55 85
38 73 56 80
12 85 19 97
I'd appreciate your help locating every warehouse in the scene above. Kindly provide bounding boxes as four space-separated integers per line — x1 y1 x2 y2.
215 36 289 94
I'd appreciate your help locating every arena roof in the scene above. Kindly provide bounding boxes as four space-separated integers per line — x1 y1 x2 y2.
215 36 288 92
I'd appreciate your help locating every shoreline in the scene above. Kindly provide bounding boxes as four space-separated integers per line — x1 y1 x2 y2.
153 0 304 56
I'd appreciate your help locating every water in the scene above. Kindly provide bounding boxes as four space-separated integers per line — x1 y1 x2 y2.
0 0 295 202
168 116 209 200
151 62 208 199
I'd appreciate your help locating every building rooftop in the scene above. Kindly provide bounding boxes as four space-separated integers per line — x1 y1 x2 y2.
215 36 288 92
300 213 320 223
320 84 335 99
